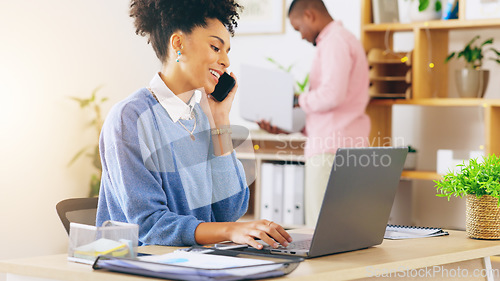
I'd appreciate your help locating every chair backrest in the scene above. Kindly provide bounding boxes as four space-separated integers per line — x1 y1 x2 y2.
56 197 98 234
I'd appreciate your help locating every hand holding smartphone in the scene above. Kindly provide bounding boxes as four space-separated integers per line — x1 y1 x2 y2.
210 72 235 102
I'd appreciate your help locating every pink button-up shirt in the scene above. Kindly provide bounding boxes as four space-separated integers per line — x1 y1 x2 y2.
298 21 371 158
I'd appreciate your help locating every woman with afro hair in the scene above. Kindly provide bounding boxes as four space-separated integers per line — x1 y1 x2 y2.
96 0 292 250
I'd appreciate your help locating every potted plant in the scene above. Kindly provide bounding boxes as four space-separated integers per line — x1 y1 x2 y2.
445 36 500 98
68 87 108 197
406 0 442 22
266 57 309 95
404 145 418 170
434 154 500 239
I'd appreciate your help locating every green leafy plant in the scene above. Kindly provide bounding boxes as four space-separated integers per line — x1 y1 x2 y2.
434 154 500 205
408 145 417 153
445 36 500 69
406 0 442 12
266 57 310 94
68 86 108 197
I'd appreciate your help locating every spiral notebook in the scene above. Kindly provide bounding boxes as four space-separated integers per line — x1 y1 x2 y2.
384 224 449 240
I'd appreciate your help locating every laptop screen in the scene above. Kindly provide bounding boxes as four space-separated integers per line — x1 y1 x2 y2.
308 147 407 257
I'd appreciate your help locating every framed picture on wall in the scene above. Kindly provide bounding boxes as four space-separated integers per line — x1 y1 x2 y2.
236 0 286 35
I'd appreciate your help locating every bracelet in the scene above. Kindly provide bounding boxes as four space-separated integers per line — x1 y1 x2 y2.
211 128 232 135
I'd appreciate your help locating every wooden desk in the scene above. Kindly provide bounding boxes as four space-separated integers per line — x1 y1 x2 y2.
1 231 499 281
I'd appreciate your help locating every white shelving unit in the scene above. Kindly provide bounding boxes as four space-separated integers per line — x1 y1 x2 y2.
235 130 306 224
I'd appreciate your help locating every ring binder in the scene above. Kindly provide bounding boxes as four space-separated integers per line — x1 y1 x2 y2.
93 249 303 281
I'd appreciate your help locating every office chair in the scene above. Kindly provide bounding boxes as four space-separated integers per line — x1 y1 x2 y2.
56 197 98 234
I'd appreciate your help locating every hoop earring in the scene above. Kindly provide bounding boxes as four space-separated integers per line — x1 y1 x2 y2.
176 50 182 63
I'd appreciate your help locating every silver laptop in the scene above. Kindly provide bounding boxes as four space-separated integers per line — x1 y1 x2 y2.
255 147 407 258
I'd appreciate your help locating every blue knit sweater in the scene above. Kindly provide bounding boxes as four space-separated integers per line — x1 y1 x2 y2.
96 88 249 246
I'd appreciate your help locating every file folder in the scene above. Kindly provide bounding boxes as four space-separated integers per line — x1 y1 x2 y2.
93 249 303 281
260 163 274 220
283 164 305 226
272 163 284 223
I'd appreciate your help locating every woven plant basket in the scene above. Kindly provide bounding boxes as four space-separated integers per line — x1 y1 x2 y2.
466 194 500 239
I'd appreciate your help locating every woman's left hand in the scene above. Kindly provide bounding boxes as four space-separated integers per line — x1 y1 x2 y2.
206 72 238 126
226 220 293 250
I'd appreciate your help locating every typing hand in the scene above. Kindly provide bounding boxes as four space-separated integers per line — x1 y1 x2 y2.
227 220 293 250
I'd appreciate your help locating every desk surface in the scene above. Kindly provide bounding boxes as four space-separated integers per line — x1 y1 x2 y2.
1 230 500 281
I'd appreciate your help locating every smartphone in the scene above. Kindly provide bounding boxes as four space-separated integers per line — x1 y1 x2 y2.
210 72 235 102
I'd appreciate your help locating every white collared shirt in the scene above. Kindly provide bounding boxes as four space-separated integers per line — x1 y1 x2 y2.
149 73 202 122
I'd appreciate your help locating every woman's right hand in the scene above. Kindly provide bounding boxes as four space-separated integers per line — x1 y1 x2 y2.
226 220 293 249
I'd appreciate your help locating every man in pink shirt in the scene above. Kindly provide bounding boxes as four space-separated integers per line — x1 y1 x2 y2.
259 0 370 226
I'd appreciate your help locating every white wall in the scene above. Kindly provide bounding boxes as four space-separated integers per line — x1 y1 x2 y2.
0 0 159 259
0 0 361 259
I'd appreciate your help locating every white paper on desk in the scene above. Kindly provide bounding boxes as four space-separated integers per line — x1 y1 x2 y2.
140 251 272 268
135 252 281 277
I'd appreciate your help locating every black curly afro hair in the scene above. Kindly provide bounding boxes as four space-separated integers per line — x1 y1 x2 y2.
130 0 242 62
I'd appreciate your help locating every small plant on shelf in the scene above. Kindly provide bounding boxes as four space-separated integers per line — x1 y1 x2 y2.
409 0 442 12
445 36 500 69
445 36 500 98
405 0 442 22
404 145 418 170
266 57 309 95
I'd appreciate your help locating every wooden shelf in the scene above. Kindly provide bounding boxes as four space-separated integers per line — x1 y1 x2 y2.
370 76 408 82
370 98 500 107
363 22 416 32
236 152 305 162
370 94 407 99
370 60 408 64
401 170 442 181
367 49 412 65
368 49 412 100
247 131 307 142
363 18 500 32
